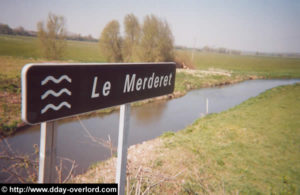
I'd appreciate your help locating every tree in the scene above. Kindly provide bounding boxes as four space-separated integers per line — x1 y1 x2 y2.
0 24 13 35
99 20 123 62
139 15 174 62
99 14 174 63
123 14 141 62
37 13 66 60
13 26 29 36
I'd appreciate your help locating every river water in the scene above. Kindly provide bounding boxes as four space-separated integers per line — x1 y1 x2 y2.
1 79 299 182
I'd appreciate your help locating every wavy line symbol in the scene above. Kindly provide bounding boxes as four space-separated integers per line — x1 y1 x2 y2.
41 102 71 114
41 75 72 85
41 88 72 100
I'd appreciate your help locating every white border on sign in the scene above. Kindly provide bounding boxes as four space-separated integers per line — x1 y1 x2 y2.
21 64 33 124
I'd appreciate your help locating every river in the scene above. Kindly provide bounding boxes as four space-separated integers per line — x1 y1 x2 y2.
1 79 299 182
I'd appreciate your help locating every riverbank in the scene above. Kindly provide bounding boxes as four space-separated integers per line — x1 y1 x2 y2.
73 83 300 194
1 45 300 135
0 59 255 136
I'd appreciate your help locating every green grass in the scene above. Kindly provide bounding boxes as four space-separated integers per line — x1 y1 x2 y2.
177 50 300 78
0 35 106 62
0 35 40 58
64 40 105 62
174 70 248 93
158 83 300 194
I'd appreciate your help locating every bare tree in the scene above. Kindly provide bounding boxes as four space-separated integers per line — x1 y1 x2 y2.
99 14 174 63
123 14 141 62
99 20 123 62
139 15 174 62
37 13 67 60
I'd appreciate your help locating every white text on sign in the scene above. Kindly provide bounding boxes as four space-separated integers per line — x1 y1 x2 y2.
91 72 173 98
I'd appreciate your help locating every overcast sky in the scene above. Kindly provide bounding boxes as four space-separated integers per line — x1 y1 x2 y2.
0 0 299 53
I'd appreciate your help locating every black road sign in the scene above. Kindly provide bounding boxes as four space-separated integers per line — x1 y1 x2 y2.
21 63 176 124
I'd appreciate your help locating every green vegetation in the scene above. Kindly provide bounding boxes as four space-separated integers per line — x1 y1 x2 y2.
74 84 300 194
0 35 105 62
0 35 40 58
162 84 296 193
157 83 300 194
174 70 248 93
63 40 105 62
0 56 42 134
177 50 300 78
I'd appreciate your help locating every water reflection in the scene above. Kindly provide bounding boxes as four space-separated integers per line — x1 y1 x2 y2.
132 101 167 125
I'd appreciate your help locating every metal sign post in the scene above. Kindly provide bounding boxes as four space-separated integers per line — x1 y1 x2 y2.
116 104 130 195
38 121 57 183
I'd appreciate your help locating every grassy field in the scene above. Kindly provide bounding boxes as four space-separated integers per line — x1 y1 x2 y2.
0 35 40 59
0 35 300 135
0 35 106 62
177 49 300 78
75 83 300 194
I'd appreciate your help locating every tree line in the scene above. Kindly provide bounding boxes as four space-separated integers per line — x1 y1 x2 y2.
1 13 175 62
99 14 174 62
0 23 36 37
0 22 97 42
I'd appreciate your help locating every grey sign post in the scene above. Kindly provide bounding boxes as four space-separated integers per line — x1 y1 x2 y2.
38 121 57 183
116 104 130 195
21 63 176 190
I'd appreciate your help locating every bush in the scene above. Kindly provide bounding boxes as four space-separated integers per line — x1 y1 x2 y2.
37 13 67 60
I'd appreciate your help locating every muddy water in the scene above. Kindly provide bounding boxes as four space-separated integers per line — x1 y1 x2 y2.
1 79 299 181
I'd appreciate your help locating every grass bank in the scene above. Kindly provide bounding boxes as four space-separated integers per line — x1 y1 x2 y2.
74 83 300 194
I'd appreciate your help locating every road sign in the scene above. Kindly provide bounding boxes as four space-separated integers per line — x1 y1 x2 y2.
21 63 176 124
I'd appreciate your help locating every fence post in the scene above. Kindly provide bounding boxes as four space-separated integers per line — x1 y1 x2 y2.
206 98 209 114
